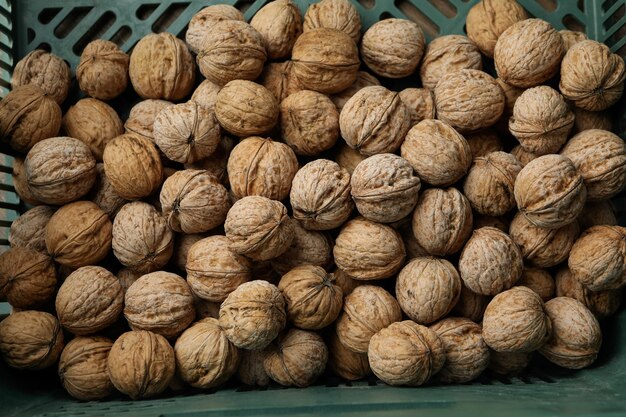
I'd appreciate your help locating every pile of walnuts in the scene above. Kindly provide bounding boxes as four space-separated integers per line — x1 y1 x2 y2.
0 0 625 400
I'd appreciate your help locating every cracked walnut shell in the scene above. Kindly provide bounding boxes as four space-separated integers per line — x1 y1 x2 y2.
0 247 56 309
186 5 244 54
250 0 302 60
12 49 70 104
420 35 483 90
76 40 129 100
9 205 55 253
555 267 622 319
271 221 332 276
303 0 361 43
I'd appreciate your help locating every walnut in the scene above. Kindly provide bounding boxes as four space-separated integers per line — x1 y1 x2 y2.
45 201 112 268
369 321 445 386
91 163 126 218
398 88 436 126
12 157 41 205
174 233 206 271
430 317 489 383
465 0 528 58
219 280 286 349
509 211 579 268
174 318 239 388
556 266 621 319
124 99 173 142
58 336 114 400
514 154 586 229
0 311 63 370
361 18 425 78
117 268 142 293
263 328 328 387
459 227 523 296
103 133 163 200
573 108 613 133
341 86 411 156
579 200 617 231
55 266 123 335
250 0 302 59
290 159 354 230
303 0 361 43
193 297 221 320
76 40 129 100
397 220 430 260
112 202 174 273
473 214 509 232
186 5 244 54
420 35 483 90
452 285 489 322
332 268 363 296
560 40 625 111
331 71 379 112
411 187 473 256
291 28 359 94
186 136 235 186
271 222 332 275
539 297 602 369
335 142 366 175
519 268 555 302
237 350 270 386
560 30 588 50
153 101 221 164
396 257 461 324
511 145 538 167
465 131 504 160
259 61 304 102
12 49 70 104
9 205 55 253
489 351 532 375
0 247 56 309
107 330 175 399
190 80 221 113
328 328 370 381
496 78 524 119
336 285 402 353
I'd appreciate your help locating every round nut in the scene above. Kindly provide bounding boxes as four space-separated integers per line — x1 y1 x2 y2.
511 145 539 167
466 131 504 161
519 268 556 302
117 268 143 293
573 107 613 133
58 336 114 400
331 71 380 112
303 0 361 43
0 247 56 309
452 285 489 322
271 221 332 276
555 267 622 319
186 5 244 53
12 157 40 206
124 99 173 142
489 351 532 375
237 350 270 387
560 29 588 50
250 0 302 60
579 200 617 231
420 35 483 89
190 80 221 113
76 40 129 100
9 205 55 253
328 328 371 380
473 214 509 232
173 232 205 271
91 163 127 218
335 141 367 175
398 88 436 126
12 49 70 104
466 0 528 57
332 268 363 296
259 61 305 102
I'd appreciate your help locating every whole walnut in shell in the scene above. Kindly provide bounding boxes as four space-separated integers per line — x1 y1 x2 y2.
331 71 379 112
250 0 302 59
332 268 363 296
185 135 235 186
351 154 421 223
12 157 40 206
174 318 239 389
117 268 143 293
12 50 70 104
420 35 483 90
0 247 56 309
107 330 175 399
465 0 528 57
186 5 244 54
398 220 430 260
473 214 509 232
539 297 602 369
271 222 332 275
328 328 371 380
452 285 489 322
303 0 361 43
190 80 221 113
398 88 436 126
514 154 586 229
9 205 55 253
560 30 588 50
91 163 126 218
494 19 565 88
489 351 533 375
129 32 195 100
259 61 304 102
496 78 524 118
519 268 556 302
573 107 613 133
465 131 504 160
458 227 523 296
237 349 270 386
58 336 114 400
335 142 366 175
396 257 461 325
340 86 411 156
579 200 617 231
560 40 625 111
511 145 539 167
124 99 173 142
112 202 173 273
361 18 425 78
76 40 129 100
555 267 622 319
219 280 286 350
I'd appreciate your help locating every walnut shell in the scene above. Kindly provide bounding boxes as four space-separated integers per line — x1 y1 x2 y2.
494 19 565 88
510 145 539 167
473 214 510 232
519 268 555 302
560 40 625 111
489 351 532 375
107 330 175 399
465 131 504 160
174 317 239 389
459 227 523 296
250 0 302 60
129 33 195 100
361 18 425 78
336 285 402 354
9 205 55 253
186 5 245 54
496 78 524 118
398 88 436 126
514 154 586 229
332 268 363 296
58 336 114 400
0 247 56 309
91 163 126 218
396 257 461 325
331 71 380 112
335 142 367 175
303 0 361 43
76 40 129 100
539 297 601 369
271 221 332 276
174 233 207 270
579 200 617 231
237 349 271 386
397 219 430 260
452 285 489 322
0 311 63 370
560 30 588 50
190 80 221 113
573 108 613 133
420 35 483 90
12 50 70 104
112 202 174 273
259 61 304 102
555 267 622 319
328 328 370 380
117 268 143 293
124 99 174 142
12 157 40 206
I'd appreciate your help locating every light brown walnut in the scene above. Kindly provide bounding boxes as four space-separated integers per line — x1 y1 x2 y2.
237 349 271 386
76 40 129 100
555 267 622 319
331 71 380 112
250 0 302 60
9 205 55 253
465 131 504 160
271 221 332 276
12 50 70 104
519 268 555 302
473 214 509 232
452 285 489 322
560 30 588 51
190 80 221 113
117 268 143 293
91 163 126 218
185 5 244 54
124 99 173 142
420 35 483 90
573 108 613 133
0 247 56 309
259 61 304 102
328 328 370 380
12 157 41 206
303 0 361 43
398 88 436 126
58 336 114 400
489 351 532 375
579 200 617 231
511 145 539 167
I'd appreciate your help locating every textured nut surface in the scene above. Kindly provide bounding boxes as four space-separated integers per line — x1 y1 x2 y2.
12 50 70 104
579 200 617 231
303 0 361 43
489 351 532 375
259 61 305 102
190 80 221 113
117 268 143 293
519 268 556 302
398 88 436 126
186 5 244 54
331 71 379 112
511 145 539 167
496 78 524 118
328 328 370 380
452 285 489 322
573 108 613 133
465 131 504 160
9 205 55 253
398 220 430 260
250 0 302 59
473 214 509 232
238 349 270 386
0 247 56 309
420 35 483 89
465 0 528 57
560 30 588 50
335 142 366 175
76 40 129 100
91 163 127 218
271 221 332 275
332 268 363 296
555 267 622 319
58 336 114 400
12 157 40 206
124 99 173 142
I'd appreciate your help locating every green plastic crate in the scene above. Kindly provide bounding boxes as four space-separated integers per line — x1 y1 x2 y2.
2 0 626 416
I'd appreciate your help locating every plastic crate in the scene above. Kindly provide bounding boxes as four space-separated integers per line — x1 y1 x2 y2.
2 0 626 416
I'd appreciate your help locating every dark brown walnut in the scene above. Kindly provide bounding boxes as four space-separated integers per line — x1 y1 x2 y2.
351 154 421 223
0 311 63 370
45 201 112 268
335 142 366 175
396 257 461 325
250 0 302 60
12 157 41 206
303 0 361 43
459 227 523 296
331 71 380 112
489 351 532 375
237 350 271 386
259 61 305 102
219 280 286 350
174 318 239 389
560 30 588 50
452 284 489 322
290 159 354 230
186 235 251 302
369 321 445 386
153 101 221 164
124 272 195 338
0 247 56 309
336 285 402 353
473 214 509 232
124 99 173 142
58 336 114 400
539 297 602 369
263 328 328 387
332 268 363 296
494 19 565 88
573 107 613 133
509 211 579 268
560 40 625 111
271 222 332 275
186 136 235 186
334 218 405 280
515 154 587 229
420 35 483 90
107 330 175 399
129 32 195 100
430 317 490 383
340 86 411 156
511 145 539 167
411 187 473 256
117 268 143 293
398 88 436 126
465 131 504 160
291 28 359 94
435 69 505 133
361 18 425 78
103 133 163 200
190 80 221 113
328 328 371 380
9 205 55 253
556 267 622 319
185 5 244 54
12 49 70 104
112 202 173 273
579 200 617 231
55 266 123 335
76 40 129 100
519 268 555 302
91 163 126 218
